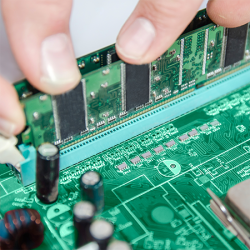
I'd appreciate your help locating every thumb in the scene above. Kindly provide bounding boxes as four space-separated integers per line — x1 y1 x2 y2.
2 0 81 95
116 0 204 64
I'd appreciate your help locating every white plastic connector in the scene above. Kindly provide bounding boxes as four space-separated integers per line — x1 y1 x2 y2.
0 135 25 171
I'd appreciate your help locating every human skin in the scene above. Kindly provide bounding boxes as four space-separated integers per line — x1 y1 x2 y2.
0 0 250 137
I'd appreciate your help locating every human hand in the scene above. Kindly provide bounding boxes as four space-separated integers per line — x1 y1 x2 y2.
1 0 250 138
115 0 250 64
0 0 80 137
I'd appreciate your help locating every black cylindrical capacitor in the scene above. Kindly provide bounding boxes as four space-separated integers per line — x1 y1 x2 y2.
36 143 59 204
89 219 114 250
107 240 132 250
80 171 104 212
73 201 96 248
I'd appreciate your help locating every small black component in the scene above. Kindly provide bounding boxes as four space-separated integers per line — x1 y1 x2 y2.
182 10 212 35
224 24 248 67
130 156 141 164
36 143 59 204
0 209 44 250
125 64 150 111
153 145 164 154
80 171 104 212
52 81 86 141
141 151 152 159
89 219 114 250
111 52 120 63
117 162 127 170
196 83 205 89
193 13 212 30
73 201 96 248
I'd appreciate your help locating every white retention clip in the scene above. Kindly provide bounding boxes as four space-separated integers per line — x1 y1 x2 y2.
0 135 25 170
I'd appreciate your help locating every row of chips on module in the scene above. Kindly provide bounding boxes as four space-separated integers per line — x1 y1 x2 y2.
50 23 249 143
52 63 151 142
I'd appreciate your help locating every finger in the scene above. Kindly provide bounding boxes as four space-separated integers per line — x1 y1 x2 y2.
0 76 25 137
207 0 250 28
116 0 204 64
1 0 81 95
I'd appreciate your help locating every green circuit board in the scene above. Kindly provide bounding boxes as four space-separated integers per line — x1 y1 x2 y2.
14 11 250 150
1 83 250 250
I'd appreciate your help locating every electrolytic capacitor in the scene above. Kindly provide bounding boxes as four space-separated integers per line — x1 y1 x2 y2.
36 143 59 204
80 171 104 212
73 201 96 248
107 240 132 250
89 219 114 250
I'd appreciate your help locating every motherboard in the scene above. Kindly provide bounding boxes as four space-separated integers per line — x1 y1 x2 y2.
1 83 250 249
0 8 250 250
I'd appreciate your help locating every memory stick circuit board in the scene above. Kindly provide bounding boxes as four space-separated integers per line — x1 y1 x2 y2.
14 10 250 151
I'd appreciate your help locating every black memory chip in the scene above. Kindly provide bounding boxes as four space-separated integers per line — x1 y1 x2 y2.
224 24 248 67
52 81 86 140
111 52 120 63
125 64 150 111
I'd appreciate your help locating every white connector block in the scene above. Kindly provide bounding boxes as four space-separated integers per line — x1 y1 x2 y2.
0 135 25 171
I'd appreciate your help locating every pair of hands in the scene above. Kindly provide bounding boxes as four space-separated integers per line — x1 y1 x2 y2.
0 0 249 138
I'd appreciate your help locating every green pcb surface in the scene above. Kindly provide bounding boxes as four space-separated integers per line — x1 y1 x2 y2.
1 84 250 250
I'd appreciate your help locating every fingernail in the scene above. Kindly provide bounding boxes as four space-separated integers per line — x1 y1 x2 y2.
40 33 81 86
116 17 156 60
0 117 16 137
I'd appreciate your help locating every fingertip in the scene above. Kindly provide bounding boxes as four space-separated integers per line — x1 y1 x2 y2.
37 68 81 95
39 33 82 95
0 77 26 137
116 0 204 65
2 0 79 96
207 0 250 27
115 44 145 65
116 17 156 64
